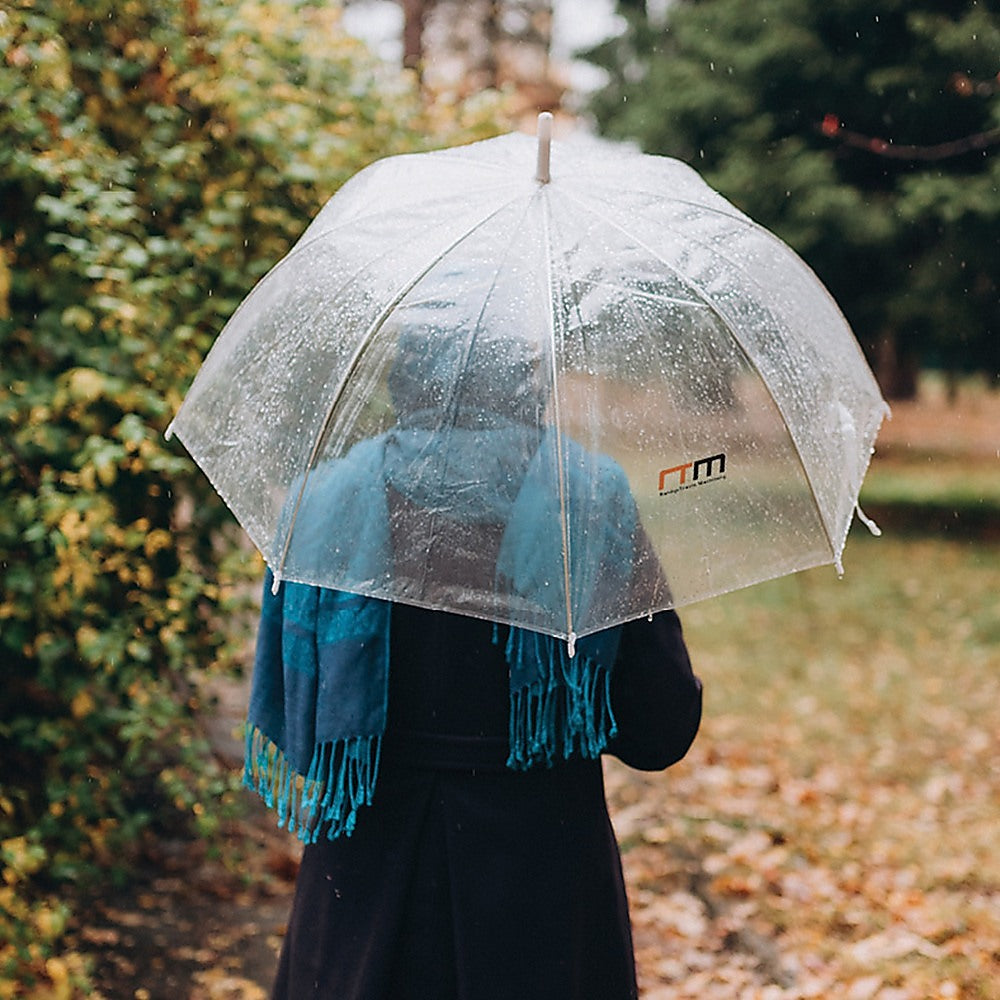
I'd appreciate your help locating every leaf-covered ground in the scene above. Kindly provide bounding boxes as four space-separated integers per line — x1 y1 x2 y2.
613 534 1000 999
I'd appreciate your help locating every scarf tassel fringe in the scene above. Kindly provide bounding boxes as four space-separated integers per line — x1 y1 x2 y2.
504 628 618 770
243 727 382 843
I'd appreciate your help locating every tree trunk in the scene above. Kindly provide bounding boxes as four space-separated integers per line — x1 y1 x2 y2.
401 0 430 75
874 330 919 400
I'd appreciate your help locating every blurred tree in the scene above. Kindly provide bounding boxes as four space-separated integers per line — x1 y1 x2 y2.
402 0 433 71
353 0 560 105
582 0 1000 397
0 0 503 992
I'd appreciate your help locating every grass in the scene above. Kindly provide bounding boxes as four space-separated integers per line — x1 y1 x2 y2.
682 531 999 778
861 455 1000 508
860 455 1000 537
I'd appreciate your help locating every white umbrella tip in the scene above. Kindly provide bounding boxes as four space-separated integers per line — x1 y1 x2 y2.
536 111 553 183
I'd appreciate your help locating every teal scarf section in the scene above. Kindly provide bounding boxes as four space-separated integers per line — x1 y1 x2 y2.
244 425 637 843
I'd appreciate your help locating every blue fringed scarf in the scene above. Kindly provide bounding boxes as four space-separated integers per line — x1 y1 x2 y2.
243 424 637 843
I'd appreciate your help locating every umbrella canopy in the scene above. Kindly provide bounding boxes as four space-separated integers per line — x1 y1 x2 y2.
168 114 889 643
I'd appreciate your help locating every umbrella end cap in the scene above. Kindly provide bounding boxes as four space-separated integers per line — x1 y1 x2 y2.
536 111 553 184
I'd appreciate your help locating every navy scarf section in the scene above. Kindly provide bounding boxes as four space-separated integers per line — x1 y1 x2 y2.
244 427 637 842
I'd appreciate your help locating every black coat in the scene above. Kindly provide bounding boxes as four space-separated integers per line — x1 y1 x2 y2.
271 603 702 1000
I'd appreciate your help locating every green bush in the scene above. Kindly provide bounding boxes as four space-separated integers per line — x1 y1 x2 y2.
0 1 505 992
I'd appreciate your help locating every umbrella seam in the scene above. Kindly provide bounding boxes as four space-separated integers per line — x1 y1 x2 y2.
536 189 575 646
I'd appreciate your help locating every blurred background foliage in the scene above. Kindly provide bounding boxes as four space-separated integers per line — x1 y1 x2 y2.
583 0 1000 398
0 0 504 993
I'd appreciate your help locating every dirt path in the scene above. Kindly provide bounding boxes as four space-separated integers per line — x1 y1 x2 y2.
76 856 292 1000
71 787 298 998
873 377 999 458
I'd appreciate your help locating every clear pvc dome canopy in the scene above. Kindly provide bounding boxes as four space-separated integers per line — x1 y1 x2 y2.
169 116 888 642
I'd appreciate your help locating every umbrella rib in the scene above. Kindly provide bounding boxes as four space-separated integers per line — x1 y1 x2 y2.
272 194 526 587
557 187 838 563
539 191 576 646
580 276 710 310
565 176 764 233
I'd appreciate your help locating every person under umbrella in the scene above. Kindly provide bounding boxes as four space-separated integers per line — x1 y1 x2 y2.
244 305 704 1000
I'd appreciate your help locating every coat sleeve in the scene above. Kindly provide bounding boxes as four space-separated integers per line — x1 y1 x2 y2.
604 609 703 772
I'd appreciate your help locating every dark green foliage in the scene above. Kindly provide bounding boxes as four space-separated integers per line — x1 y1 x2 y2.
583 0 1000 393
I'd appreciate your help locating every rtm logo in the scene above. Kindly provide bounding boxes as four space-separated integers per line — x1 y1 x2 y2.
658 453 726 496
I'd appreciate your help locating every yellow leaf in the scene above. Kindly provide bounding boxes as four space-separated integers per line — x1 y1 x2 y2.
95 459 118 488
144 528 172 557
0 248 9 320
70 690 95 720
75 625 99 646
1 836 45 878
45 956 73 1000
60 305 94 332
35 905 66 941
57 510 87 543
65 367 107 402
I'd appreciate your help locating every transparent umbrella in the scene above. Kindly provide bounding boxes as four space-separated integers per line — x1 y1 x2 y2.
168 113 889 645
